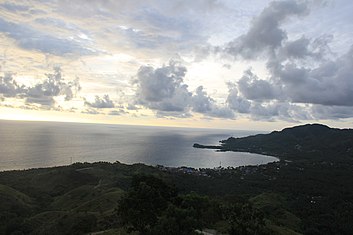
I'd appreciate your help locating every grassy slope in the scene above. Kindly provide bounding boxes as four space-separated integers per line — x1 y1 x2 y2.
0 162 170 234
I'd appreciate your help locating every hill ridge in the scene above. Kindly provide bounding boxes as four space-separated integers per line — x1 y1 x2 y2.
195 123 353 161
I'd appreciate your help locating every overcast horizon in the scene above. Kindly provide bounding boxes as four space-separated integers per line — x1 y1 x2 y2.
1 0 353 131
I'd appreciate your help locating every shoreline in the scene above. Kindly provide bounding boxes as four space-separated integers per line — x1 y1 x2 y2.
0 153 280 173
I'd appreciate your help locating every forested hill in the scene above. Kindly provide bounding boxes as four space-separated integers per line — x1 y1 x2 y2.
199 124 353 161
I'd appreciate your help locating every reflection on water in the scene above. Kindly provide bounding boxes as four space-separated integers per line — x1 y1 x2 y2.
0 120 277 171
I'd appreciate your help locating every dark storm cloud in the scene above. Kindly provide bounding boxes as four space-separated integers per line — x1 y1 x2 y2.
0 18 93 56
84 95 115 109
134 60 234 118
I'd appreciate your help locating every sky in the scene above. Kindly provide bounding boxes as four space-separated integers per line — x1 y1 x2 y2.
0 0 353 130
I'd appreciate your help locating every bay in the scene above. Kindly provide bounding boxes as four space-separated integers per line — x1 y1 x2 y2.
0 120 277 171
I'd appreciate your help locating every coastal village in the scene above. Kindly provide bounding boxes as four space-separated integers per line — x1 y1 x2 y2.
156 161 288 180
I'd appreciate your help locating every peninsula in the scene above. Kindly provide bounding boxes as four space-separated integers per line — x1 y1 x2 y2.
194 123 353 161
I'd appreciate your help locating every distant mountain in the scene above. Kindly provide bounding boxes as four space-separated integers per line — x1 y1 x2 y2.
195 124 353 161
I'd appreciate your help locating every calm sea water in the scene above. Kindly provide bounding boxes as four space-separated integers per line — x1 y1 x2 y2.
0 120 277 171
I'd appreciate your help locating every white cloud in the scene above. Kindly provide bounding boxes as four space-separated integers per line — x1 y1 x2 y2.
226 84 251 114
25 67 81 106
0 73 25 97
0 67 81 107
85 95 115 109
133 60 234 118
191 86 234 118
134 60 191 113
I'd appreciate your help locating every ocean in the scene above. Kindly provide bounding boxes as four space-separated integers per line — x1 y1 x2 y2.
0 120 277 171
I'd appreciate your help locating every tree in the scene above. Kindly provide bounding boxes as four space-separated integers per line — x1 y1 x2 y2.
226 203 269 235
117 175 176 233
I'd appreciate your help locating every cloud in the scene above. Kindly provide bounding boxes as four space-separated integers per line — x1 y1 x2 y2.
225 0 309 59
249 101 312 121
0 2 30 12
0 73 25 97
134 60 191 113
237 69 280 101
226 82 313 121
191 86 234 118
272 45 353 106
273 34 334 65
25 67 81 106
134 60 234 118
1 0 352 124
191 86 212 113
279 37 312 59
156 111 192 119
0 67 81 107
221 0 353 121
84 95 115 109
0 18 94 56
56 0 218 42
311 105 353 119
207 106 235 119
225 43 353 120
82 109 100 115
109 109 126 116
25 96 55 106
226 85 251 114
226 44 353 120
127 103 139 110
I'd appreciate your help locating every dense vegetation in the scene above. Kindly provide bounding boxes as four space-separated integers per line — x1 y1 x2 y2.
195 123 353 161
1 123 353 234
